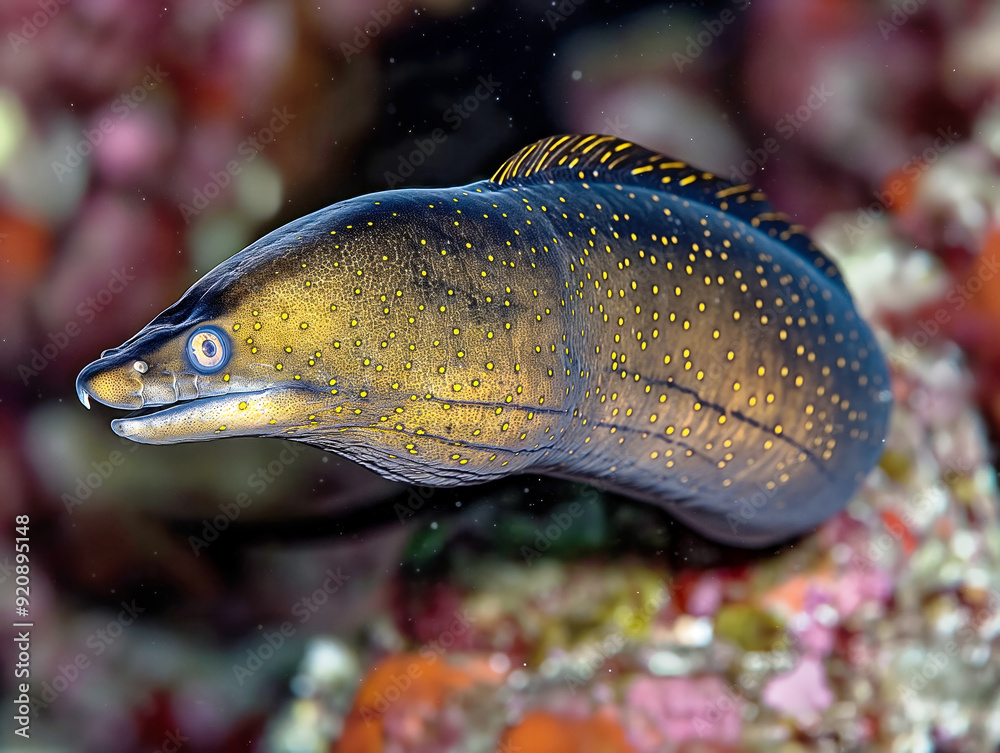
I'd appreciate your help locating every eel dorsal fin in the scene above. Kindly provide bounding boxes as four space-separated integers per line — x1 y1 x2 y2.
490 134 844 289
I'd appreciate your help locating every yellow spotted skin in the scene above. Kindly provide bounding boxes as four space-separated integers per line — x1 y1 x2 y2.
76 135 891 546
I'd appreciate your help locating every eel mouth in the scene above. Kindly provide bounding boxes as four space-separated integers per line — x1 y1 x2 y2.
84 386 328 445
110 389 280 444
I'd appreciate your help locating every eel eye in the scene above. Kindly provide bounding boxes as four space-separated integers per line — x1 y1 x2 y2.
187 327 229 373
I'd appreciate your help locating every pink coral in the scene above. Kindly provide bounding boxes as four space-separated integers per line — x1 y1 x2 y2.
624 676 742 750
761 655 833 727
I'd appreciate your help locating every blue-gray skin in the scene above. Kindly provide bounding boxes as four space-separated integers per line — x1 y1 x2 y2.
76 135 892 547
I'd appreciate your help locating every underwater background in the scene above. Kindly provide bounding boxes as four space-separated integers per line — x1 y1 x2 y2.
2 0 1000 751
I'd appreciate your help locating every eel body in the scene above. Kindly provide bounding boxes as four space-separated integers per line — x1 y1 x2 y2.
76 134 892 546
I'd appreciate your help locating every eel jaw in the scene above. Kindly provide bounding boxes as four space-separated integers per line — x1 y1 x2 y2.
106 387 331 445
76 356 147 411
76 355 335 444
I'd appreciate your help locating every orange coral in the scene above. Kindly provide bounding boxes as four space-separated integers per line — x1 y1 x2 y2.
498 711 636 753
880 510 917 554
968 225 1000 322
878 164 923 215
761 569 837 614
0 211 50 285
335 653 503 753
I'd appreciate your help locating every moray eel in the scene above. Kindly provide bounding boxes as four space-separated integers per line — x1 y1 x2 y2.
76 134 891 546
